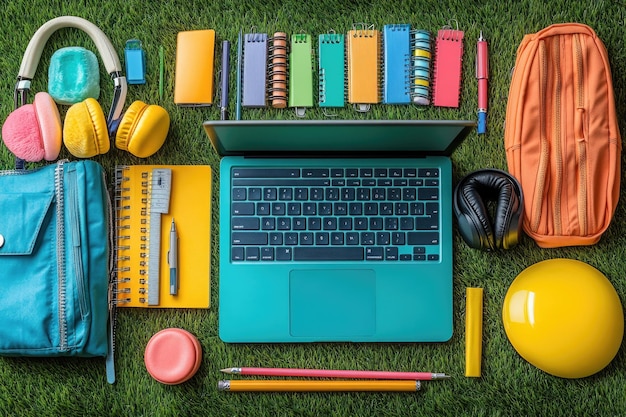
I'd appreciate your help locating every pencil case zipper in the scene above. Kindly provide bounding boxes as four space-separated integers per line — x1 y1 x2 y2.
573 33 588 237
534 34 588 236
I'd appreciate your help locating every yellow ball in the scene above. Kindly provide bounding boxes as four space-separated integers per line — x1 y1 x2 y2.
502 259 623 378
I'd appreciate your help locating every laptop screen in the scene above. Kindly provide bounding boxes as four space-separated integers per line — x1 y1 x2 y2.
204 120 475 156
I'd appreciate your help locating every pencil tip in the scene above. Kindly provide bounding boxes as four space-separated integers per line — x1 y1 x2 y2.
220 368 232 374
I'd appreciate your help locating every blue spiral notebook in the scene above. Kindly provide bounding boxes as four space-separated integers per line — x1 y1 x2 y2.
383 24 411 104
242 33 268 107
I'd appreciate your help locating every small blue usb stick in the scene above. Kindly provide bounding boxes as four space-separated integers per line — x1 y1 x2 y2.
124 39 146 85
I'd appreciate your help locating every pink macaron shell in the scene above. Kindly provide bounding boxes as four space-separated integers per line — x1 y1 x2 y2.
1 105 45 162
144 328 202 385
33 92 62 161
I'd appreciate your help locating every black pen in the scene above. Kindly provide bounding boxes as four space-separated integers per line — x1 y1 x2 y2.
221 40 230 120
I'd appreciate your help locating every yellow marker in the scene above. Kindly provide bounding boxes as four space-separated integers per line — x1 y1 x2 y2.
217 379 421 392
465 287 484 377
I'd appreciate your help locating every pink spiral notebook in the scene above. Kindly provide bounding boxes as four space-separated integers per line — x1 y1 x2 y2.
432 28 464 108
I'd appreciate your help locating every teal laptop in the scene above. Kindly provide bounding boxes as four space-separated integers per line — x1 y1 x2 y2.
204 120 474 343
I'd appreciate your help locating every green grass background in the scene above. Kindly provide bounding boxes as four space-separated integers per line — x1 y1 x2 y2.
1 0 626 416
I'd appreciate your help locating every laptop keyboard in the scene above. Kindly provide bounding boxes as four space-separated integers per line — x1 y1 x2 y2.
230 166 441 262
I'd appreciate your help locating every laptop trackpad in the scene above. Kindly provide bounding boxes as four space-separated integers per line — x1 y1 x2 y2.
289 269 376 338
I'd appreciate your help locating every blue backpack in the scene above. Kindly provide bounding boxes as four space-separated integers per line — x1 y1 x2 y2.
0 160 114 382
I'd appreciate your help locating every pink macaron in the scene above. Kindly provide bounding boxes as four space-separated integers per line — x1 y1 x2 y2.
144 328 202 384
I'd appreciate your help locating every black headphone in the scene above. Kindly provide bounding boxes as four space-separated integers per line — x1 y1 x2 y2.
453 169 524 250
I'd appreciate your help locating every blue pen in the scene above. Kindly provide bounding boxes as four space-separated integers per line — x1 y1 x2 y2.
168 219 178 296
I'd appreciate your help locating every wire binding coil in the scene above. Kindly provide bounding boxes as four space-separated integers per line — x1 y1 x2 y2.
112 165 150 305
351 23 376 37
344 31 350 100
410 29 432 105
268 32 288 109
376 28 383 103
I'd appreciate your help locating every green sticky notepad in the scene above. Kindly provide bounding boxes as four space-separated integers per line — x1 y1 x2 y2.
288 34 314 111
318 33 345 107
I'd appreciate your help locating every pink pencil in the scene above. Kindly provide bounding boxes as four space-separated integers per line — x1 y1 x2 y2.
220 367 449 380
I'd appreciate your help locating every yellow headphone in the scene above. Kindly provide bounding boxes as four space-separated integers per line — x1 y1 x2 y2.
3 16 169 165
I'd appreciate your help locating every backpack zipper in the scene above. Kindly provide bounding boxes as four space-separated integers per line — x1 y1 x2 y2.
55 161 68 352
532 40 550 232
573 33 588 236
67 167 89 320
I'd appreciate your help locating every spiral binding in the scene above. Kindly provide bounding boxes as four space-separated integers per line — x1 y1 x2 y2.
410 29 432 105
107 168 118 367
438 25 463 41
351 22 376 37
112 165 149 305
376 28 383 105
403 52 412 99
396 25 413 102
343 31 350 104
112 166 127 304
318 68 325 104
268 31 289 109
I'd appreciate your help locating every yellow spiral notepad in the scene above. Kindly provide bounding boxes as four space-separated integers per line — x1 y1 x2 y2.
346 27 381 108
113 165 212 308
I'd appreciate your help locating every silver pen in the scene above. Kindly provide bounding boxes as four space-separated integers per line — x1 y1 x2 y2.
168 219 178 295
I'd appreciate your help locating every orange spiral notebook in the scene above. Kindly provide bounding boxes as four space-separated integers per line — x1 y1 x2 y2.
346 27 381 110
432 28 464 108
113 165 212 308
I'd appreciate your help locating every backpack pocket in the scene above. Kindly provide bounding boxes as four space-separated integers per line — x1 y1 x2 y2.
0 191 62 354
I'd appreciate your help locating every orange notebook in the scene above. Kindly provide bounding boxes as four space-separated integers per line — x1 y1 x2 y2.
113 165 212 308
174 29 216 106
346 28 381 109
432 28 464 108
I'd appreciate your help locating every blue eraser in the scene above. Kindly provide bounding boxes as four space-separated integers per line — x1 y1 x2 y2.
48 46 100 105
125 39 146 85
477 112 487 134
